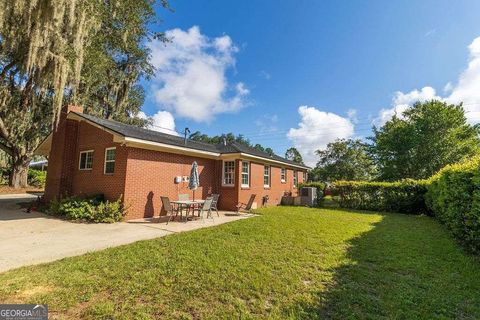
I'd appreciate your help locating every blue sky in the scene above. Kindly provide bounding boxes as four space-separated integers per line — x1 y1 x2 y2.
141 0 480 165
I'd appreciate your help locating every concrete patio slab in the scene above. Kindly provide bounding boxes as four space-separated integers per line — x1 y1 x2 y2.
0 194 253 273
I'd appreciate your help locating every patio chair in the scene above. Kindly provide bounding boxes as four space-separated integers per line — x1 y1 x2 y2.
210 194 220 217
162 196 181 224
196 197 214 222
236 194 256 215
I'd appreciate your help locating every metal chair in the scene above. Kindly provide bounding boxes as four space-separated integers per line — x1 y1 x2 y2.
197 197 214 222
162 196 181 224
210 194 220 217
236 194 256 214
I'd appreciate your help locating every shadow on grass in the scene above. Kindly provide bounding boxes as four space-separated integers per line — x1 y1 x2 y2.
283 213 480 319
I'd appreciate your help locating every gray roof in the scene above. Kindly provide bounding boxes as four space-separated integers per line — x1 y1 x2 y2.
74 112 310 169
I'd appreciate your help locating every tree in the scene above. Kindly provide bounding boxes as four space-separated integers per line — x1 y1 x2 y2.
0 0 168 187
311 139 377 182
285 147 304 164
371 100 480 180
189 131 275 153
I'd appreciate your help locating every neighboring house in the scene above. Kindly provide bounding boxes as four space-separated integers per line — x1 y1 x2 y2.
36 105 310 220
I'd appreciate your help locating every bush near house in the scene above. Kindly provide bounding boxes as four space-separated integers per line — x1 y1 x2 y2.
332 179 430 215
27 169 47 188
298 181 326 206
426 157 480 254
48 195 125 223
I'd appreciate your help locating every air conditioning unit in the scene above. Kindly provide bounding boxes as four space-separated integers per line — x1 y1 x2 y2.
300 187 317 207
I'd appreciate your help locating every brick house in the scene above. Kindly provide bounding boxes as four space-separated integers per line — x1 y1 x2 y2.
36 106 310 220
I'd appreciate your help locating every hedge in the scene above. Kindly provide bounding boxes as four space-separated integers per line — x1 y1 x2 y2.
426 157 480 254
298 181 326 206
332 179 430 215
47 195 125 223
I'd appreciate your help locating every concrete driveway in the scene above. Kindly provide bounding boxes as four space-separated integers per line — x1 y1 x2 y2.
0 194 252 273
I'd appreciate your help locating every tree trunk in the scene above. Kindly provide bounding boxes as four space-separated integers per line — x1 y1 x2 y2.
9 157 30 189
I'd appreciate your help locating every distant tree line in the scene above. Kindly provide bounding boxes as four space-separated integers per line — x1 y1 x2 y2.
189 131 276 156
310 100 480 183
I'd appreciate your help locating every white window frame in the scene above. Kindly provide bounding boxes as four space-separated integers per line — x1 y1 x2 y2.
303 171 308 181
241 161 250 188
293 170 298 188
222 160 235 186
79 150 94 170
263 165 270 188
104 147 116 175
281 168 286 183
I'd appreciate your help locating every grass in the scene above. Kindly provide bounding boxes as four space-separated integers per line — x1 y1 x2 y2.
0 207 479 319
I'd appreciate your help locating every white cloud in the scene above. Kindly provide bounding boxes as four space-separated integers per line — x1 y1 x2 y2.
259 70 271 80
149 26 248 122
446 36 480 122
374 86 441 126
287 106 354 167
255 114 278 133
138 110 178 135
424 29 436 37
374 36 480 126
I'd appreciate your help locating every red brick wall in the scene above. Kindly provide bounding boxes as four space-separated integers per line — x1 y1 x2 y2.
70 121 127 201
236 161 304 209
44 119 78 201
123 148 218 219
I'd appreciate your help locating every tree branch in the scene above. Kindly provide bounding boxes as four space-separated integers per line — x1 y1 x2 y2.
0 140 13 156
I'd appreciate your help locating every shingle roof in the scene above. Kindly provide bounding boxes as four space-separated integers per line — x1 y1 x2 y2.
73 112 310 169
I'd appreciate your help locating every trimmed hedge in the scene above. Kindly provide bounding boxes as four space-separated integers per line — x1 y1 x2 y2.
426 157 480 254
332 179 430 214
298 181 326 206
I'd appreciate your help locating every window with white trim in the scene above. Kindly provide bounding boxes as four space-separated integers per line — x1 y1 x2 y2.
264 165 270 187
293 170 298 188
241 161 250 187
303 171 308 181
223 161 235 185
104 147 116 174
281 168 286 183
79 150 93 170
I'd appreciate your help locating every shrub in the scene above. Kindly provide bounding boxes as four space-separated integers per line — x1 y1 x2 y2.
426 156 480 254
28 169 47 188
47 195 125 223
331 179 430 214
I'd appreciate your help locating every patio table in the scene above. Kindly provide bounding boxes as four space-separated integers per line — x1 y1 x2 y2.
171 200 205 221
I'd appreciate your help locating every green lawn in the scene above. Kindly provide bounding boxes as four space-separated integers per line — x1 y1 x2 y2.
1 207 479 319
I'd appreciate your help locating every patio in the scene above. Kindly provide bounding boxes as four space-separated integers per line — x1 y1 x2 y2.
0 194 254 273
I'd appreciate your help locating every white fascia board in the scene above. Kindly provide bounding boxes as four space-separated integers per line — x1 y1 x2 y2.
123 137 221 158
237 153 309 170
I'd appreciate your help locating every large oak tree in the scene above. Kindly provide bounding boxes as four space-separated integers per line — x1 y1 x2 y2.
0 0 168 187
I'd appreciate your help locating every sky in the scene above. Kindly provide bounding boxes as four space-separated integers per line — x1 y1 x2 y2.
140 0 480 166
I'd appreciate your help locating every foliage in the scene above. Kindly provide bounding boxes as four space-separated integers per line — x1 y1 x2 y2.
426 156 480 253
27 169 46 188
1 207 479 318
332 179 430 214
311 139 377 182
0 0 169 187
189 131 275 154
285 147 304 164
370 100 480 181
48 195 124 223
298 181 326 206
